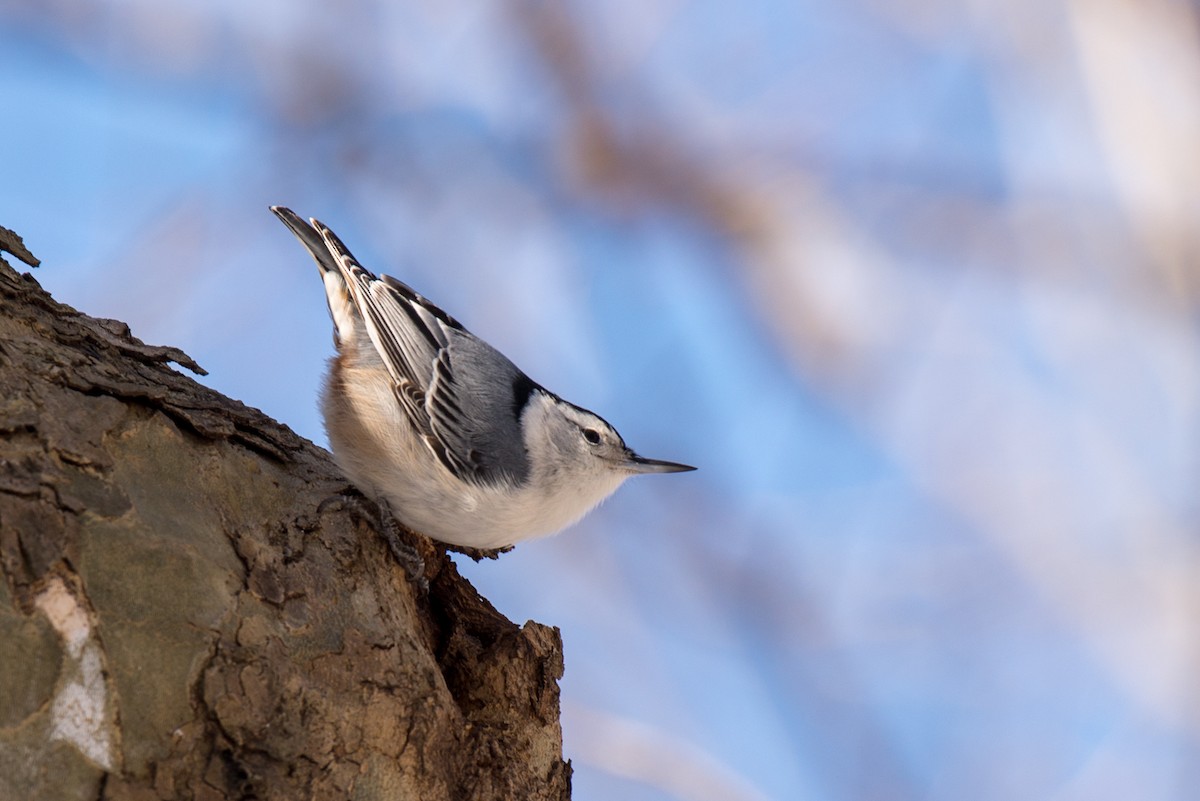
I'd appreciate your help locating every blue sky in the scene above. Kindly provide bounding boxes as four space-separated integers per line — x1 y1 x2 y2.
4 3 1200 799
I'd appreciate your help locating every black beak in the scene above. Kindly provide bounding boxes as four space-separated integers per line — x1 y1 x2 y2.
623 453 697 475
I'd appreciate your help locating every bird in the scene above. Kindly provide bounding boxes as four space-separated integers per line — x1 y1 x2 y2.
271 206 695 551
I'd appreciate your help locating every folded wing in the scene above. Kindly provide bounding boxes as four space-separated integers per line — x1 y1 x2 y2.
299 217 533 488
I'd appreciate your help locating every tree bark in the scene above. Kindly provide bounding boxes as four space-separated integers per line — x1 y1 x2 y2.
0 228 571 801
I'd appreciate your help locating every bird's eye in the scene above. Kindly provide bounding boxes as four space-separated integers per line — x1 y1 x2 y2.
582 428 601 445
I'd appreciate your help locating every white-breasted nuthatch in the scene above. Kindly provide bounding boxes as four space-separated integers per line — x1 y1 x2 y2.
272 207 695 550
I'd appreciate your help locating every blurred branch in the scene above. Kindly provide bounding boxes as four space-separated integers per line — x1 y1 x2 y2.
565 702 774 801
1066 0 1200 303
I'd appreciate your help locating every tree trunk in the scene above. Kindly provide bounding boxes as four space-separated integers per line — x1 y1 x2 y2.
0 227 571 801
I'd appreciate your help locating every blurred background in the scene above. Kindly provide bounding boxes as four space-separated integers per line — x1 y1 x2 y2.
3 1 1200 798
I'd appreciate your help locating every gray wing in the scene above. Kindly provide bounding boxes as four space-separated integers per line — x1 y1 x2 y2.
307 218 533 488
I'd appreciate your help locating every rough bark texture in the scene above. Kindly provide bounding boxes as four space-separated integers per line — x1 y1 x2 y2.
0 228 571 801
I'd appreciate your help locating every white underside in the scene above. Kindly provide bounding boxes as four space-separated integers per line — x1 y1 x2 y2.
323 364 627 549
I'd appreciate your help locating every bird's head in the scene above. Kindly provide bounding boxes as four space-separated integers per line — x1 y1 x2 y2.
523 390 695 487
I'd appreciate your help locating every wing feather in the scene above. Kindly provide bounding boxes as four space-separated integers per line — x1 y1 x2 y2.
302 218 531 487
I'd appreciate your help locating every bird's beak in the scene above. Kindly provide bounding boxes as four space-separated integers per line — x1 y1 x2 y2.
623 453 697 475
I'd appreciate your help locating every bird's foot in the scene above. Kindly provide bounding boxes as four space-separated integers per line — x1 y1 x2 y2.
444 543 514 562
318 489 429 591
377 510 429 593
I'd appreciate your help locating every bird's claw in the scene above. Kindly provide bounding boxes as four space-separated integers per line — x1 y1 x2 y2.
319 488 429 592
444 543 514 562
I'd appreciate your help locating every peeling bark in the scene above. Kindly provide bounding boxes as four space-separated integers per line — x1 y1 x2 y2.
0 236 571 801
